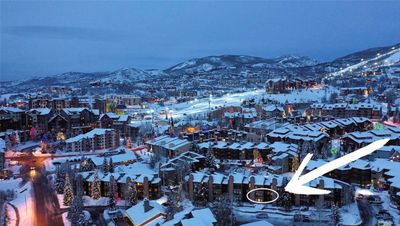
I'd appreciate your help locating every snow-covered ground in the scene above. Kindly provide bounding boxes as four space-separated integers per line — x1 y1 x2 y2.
160 87 336 120
378 191 400 225
330 47 400 77
338 202 362 226
13 141 40 152
234 204 333 226
7 181 34 226
61 212 71 226
57 194 126 209
0 179 24 226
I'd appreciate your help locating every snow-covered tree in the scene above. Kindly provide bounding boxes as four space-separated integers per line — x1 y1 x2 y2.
331 203 339 225
109 158 114 173
63 173 74 206
139 122 153 138
205 142 216 168
68 176 85 226
126 178 137 206
103 157 109 173
165 188 182 220
67 196 86 226
91 172 101 200
108 176 117 211
214 195 235 226
193 183 208 206
79 157 93 172
55 169 65 194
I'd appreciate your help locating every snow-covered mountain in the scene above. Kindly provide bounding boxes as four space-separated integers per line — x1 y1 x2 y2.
96 68 152 84
325 43 400 78
2 42 399 94
165 54 318 74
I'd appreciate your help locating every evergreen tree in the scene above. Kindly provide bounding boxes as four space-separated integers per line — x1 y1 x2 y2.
91 172 101 200
108 176 117 211
68 176 85 226
103 157 109 173
126 179 137 206
214 195 235 226
79 157 92 172
193 183 208 206
165 188 182 220
55 167 65 194
109 158 114 173
63 173 74 206
205 142 216 168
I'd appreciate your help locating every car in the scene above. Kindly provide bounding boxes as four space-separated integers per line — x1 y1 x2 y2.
369 195 383 204
376 219 394 226
30 166 35 170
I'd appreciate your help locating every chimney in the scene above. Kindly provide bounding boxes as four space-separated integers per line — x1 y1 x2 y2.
143 199 153 213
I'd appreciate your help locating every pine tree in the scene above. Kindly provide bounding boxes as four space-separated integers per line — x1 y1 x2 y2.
55 167 65 194
67 196 85 226
63 173 74 206
103 157 109 173
214 195 235 226
68 176 85 226
79 157 92 172
109 158 114 173
165 188 181 220
91 172 101 200
205 142 215 168
330 203 338 224
108 177 117 211
126 179 137 206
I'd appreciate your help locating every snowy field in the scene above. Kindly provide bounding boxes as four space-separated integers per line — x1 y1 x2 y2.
161 87 337 120
233 204 334 226
338 202 362 226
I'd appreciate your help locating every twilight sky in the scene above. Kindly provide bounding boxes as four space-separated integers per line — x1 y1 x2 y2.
1 1 400 81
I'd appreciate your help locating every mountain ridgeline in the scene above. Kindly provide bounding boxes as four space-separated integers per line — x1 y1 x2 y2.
1 43 399 93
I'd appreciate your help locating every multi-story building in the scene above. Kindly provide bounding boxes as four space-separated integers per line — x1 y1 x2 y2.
64 128 119 152
0 107 28 131
99 113 131 138
80 169 161 201
342 126 400 151
262 104 286 119
185 171 350 207
266 78 316 94
27 108 53 135
308 103 382 120
146 135 192 158
48 108 99 139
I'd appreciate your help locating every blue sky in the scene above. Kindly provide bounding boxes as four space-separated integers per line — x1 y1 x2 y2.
1 1 400 81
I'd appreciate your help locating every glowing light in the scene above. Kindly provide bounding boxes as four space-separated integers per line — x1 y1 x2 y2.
29 169 36 178
246 188 280 204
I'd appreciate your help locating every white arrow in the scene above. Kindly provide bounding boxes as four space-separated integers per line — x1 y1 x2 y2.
285 138 389 195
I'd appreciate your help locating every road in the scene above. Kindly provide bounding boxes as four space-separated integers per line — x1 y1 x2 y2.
9 151 64 226
9 150 109 226
357 199 378 226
